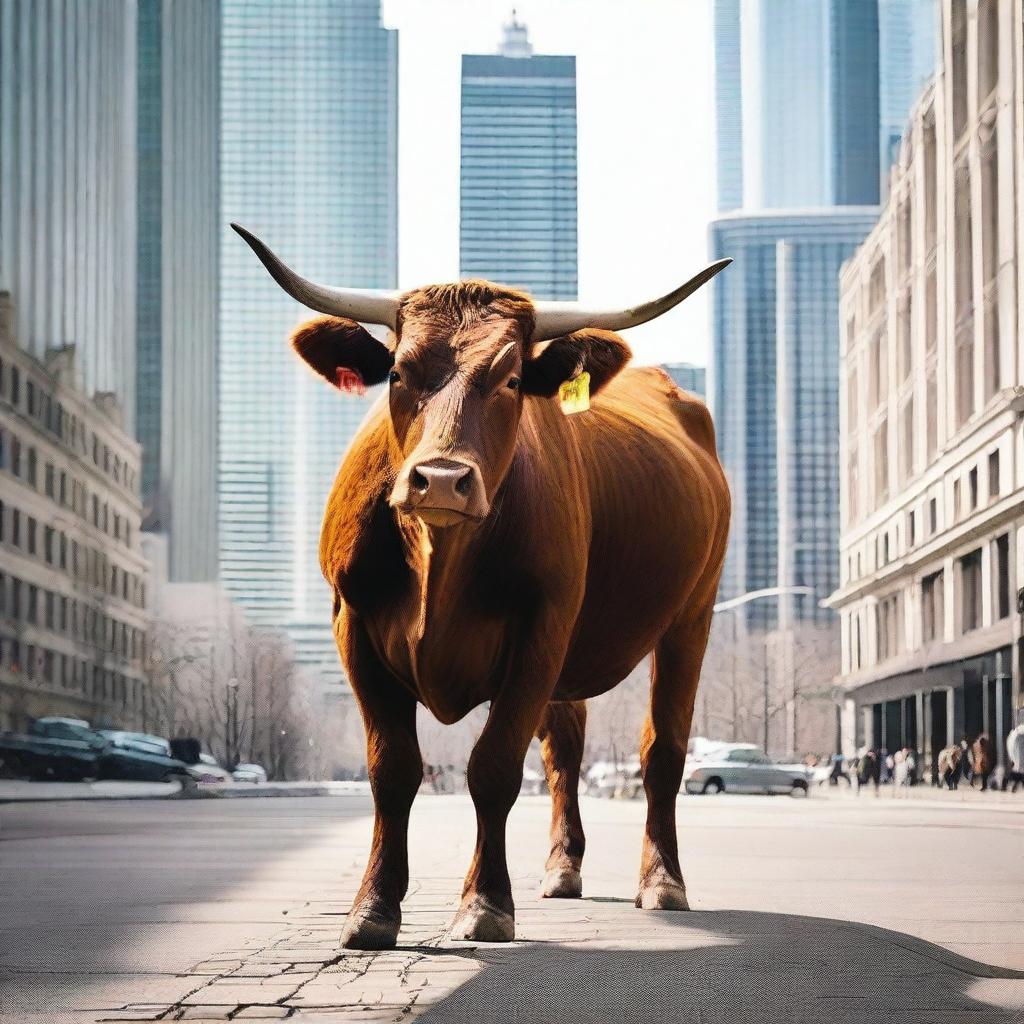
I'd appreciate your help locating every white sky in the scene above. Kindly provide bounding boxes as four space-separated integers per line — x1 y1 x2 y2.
381 0 716 367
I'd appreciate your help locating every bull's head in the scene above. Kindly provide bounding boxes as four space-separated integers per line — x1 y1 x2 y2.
232 223 729 528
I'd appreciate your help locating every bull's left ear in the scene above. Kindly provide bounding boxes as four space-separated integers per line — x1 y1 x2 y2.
290 316 394 391
521 329 631 398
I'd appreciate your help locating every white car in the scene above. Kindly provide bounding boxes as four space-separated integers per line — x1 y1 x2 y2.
232 762 268 784
188 752 233 784
683 744 812 796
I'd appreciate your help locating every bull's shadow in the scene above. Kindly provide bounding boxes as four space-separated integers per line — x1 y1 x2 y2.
414 909 1024 1024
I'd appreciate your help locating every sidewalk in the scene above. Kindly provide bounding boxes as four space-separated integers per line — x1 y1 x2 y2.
78 793 1024 1024
0 779 372 803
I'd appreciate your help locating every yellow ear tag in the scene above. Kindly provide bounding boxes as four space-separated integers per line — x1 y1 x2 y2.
558 371 591 415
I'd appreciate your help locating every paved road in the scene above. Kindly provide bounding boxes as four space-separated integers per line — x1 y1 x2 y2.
1 792 1022 1022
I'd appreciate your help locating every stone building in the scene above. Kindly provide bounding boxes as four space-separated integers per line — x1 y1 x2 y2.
828 1 1023 774
0 295 149 732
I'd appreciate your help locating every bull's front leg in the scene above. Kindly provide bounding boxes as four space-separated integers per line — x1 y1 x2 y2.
449 643 565 942
339 622 422 950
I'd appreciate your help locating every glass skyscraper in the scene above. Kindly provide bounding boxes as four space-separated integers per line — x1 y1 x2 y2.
714 0 937 213
218 0 397 685
137 0 220 583
709 1 907 629
460 15 577 300
710 211 879 630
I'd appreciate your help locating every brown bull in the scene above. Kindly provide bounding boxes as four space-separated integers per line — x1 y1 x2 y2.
234 224 731 949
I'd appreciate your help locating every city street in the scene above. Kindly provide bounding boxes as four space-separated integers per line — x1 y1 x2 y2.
1 792 1023 1023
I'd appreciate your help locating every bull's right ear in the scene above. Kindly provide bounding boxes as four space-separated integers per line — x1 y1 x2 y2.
290 316 394 391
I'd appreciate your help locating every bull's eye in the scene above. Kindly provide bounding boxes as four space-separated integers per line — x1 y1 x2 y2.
388 370 401 386
506 376 521 392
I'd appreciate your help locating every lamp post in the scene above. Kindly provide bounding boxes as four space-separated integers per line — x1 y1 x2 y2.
714 587 814 753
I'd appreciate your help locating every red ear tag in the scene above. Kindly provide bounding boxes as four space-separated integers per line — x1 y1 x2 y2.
334 367 366 395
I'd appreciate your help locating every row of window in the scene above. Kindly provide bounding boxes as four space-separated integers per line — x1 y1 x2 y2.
0 425 136 547
0 500 146 609
848 447 1005 585
0 355 138 494
0 633 143 710
848 532 1012 672
0 571 145 664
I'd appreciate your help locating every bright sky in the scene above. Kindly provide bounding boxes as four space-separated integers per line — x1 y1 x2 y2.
381 0 716 367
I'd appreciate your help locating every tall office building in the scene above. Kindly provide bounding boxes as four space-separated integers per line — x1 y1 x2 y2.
709 1 895 628
710 210 880 629
136 0 220 583
878 0 937 178
460 15 577 300
0 1 138 428
830 1 1023 769
219 0 397 687
713 0 937 214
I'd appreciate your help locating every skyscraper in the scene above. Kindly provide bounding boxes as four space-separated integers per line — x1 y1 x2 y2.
709 1 896 628
0 1 138 425
460 14 577 300
136 0 220 583
713 0 935 214
661 363 706 400
710 210 880 629
218 0 397 686
878 0 937 177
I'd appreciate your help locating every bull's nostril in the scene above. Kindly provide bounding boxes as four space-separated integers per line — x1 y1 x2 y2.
455 472 472 497
410 468 429 494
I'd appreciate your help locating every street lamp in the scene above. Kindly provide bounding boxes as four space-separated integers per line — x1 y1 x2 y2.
714 586 814 753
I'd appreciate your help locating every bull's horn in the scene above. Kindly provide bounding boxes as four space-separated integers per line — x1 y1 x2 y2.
531 258 732 342
231 223 400 329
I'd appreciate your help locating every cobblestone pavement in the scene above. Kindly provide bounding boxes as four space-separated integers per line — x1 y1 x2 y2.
2 793 1023 1023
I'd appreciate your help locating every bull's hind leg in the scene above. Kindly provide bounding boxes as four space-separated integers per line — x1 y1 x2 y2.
636 609 713 911
536 700 587 898
339 623 422 950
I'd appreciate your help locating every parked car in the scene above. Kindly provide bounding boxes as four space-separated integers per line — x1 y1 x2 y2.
0 719 190 783
232 762 268 785
188 752 234 785
97 731 192 783
0 717 106 781
585 760 642 799
683 744 812 796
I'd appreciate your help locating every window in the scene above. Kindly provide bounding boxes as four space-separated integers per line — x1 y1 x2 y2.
897 296 912 381
959 549 983 633
44 463 54 498
925 369 937 460
874 419 889 502
968 467 978 511
953 479 962 522
989 450 1000 500
900 399 914 484
26 447 36 487
876 593 902 662
921 573 942 643
908 509 916 548
954 163 975 426
951 2 968 137
994 534 1010 620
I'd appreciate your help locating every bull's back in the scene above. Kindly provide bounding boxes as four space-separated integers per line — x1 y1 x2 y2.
554 366 730 699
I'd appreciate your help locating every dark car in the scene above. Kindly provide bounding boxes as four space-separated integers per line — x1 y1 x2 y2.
97 731 193 783
0 718 190 783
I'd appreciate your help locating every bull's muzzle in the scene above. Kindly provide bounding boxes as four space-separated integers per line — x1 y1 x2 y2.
391 457 489 527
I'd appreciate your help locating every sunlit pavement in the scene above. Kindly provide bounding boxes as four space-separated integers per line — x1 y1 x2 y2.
1 793 1023 1023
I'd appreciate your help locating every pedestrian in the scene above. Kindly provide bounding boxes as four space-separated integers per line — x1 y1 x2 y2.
971 734 995 792
1002 710 1024 794
859 749 880 796
905 747 918 786
892 748 909 796
959 737 974 786
829 753 850 787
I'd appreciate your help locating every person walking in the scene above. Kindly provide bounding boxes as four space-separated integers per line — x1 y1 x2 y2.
1003 711 1024 793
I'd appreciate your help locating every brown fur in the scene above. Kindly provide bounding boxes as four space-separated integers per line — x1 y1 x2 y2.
294 280 730 947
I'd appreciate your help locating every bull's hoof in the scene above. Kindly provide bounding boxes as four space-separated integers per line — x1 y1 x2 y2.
449 896 515 942
540 866 583 899
340 905 401 950
635 881 689 911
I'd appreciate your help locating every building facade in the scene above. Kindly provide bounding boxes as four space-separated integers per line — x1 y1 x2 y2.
218 0 397 687
710 210 879 629
661 363 706 399
829 1 1023 772
460 15 577 300
0 0 139 431
0 295 149 733
136 0 220 583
